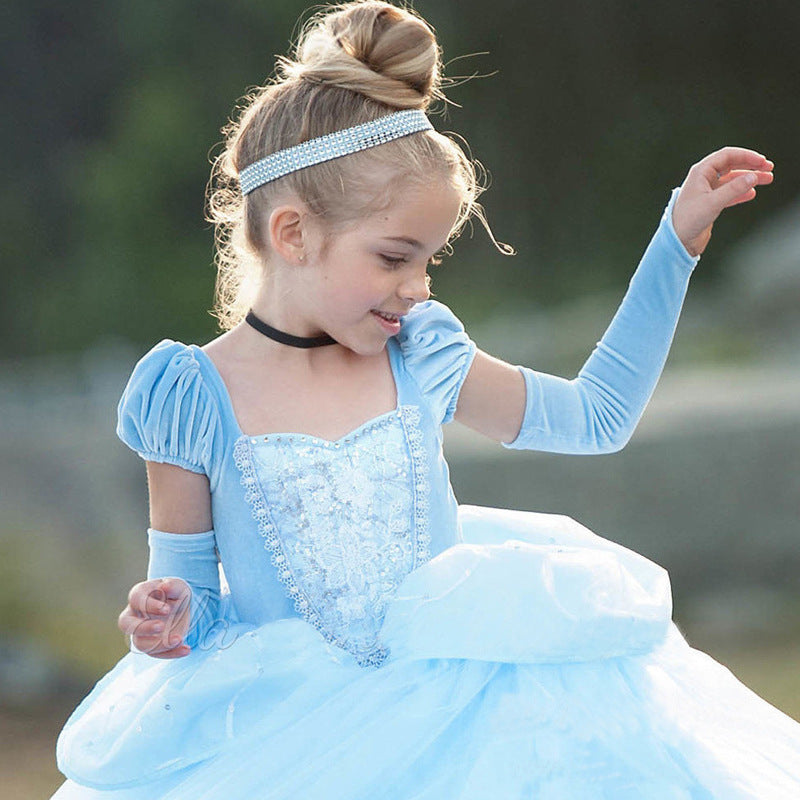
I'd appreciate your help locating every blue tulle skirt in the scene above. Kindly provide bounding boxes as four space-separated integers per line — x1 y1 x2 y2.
53 507 800 799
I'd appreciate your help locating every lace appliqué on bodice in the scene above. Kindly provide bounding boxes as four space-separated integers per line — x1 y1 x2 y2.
234 407 430 667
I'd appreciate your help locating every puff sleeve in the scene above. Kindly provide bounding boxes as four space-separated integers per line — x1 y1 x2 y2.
397 300 477 425
116 340 221 477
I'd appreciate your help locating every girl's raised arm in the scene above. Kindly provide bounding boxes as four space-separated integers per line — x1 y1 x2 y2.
455 148 773 449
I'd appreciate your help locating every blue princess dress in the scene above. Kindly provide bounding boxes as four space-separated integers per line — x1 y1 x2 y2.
54 193 800 799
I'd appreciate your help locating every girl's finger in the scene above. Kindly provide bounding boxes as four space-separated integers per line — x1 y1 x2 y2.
118 608 150 635
119 605 177 635
715 169 770 184
131 625 185 650
130 633 167 653
132 636 189 657
124 617 167 637
703 146 773 174
142 591 175 617
159 577 192 603
146 644 191 660
724 188 757 208
128 580 182 617
712 172 759 210
687 159 773 189
128 580 164 614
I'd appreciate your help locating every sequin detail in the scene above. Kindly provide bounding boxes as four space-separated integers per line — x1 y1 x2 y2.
233 407 430 667
238 110 433 195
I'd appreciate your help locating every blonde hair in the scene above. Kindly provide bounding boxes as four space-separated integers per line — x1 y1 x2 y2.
207 0 510 331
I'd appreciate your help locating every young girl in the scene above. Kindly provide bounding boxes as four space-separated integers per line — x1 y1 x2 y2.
53 1 800 797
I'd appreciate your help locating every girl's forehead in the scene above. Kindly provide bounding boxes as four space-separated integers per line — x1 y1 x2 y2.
364 182 461 244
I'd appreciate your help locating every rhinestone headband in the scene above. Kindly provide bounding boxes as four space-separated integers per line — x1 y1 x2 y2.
238 109 433 196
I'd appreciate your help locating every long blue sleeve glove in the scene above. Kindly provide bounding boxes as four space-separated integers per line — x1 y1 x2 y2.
504 188 699 454
146 528 232 650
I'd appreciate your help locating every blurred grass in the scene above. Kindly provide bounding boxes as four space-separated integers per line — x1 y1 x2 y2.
711 644 800 722
1 522 132 678
1 699 78 799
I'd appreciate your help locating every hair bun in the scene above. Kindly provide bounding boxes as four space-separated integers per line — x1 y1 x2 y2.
283 1 442 110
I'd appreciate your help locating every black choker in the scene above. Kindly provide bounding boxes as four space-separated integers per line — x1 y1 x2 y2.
245 310 337 348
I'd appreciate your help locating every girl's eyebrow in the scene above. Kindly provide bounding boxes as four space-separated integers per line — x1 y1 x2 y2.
381 236 423 249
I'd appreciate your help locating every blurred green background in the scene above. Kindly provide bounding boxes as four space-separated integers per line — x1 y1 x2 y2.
2 0 799 795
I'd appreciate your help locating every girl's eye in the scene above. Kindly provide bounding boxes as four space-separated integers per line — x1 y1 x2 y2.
380 254 407 268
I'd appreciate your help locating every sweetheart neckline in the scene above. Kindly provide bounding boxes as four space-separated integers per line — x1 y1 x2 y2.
189 342 404 444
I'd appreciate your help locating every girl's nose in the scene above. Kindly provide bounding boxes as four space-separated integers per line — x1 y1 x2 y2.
400 271 431 304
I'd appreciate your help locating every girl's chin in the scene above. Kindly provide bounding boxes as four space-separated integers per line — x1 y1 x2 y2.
332 331 388 357
350 339 389 357
331 315 398 355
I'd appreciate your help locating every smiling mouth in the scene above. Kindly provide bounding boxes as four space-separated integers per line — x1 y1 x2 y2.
372 310 402 323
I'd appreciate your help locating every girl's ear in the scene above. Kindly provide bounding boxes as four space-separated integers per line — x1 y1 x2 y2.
268 203 309 265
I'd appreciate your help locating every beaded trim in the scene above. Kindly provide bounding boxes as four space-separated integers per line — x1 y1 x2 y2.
238 110 433 195
234 435 316 638
397 406 431 566
232 406 431 668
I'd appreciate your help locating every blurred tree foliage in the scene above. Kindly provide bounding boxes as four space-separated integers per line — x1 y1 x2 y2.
3 0 798 356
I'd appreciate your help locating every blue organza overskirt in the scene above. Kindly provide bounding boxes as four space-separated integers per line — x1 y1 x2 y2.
53 507 800 799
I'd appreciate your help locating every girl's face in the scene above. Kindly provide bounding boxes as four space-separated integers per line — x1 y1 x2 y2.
301 179 462 355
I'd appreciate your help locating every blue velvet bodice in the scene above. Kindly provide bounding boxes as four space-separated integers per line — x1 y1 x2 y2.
116 301 476 656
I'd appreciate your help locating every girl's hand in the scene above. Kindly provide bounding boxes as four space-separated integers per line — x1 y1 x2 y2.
672 147 774 257
117 577 192 659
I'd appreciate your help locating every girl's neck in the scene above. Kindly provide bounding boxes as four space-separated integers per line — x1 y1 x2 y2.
201 330 396 442
249 281 327 342
245 309 336 349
